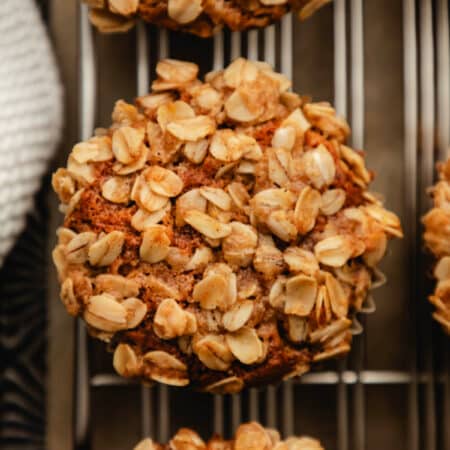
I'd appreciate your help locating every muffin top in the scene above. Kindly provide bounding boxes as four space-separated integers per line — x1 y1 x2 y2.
423 157 450 334
85 0 331 37
52 58 402 392
134 422 324 450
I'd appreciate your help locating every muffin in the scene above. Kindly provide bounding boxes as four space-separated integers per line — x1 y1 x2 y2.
84 0 331 37
52 58 402 392
134 422 324 450
422 157 450 334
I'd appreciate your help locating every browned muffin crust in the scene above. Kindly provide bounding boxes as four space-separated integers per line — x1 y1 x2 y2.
85 0 331 37
423 157 450 334
134 422 324 450
52 58 402 392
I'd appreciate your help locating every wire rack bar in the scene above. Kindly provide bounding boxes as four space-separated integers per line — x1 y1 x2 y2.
90 370 450 388
265 386 277 428
279 14 295 438
231 32 241 61
75 4 95 448
264 25 276 68
437 2 450 448
403 1 420 449
247 30 258 61
213 395 224 435
350 0 365 448
437 0 450 162
333 1 348 449
419 1 437 449
213 32 224 71
136 21 153 440
280 13 293 80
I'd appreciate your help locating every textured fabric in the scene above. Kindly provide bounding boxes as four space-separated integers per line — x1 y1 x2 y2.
0 0 63 266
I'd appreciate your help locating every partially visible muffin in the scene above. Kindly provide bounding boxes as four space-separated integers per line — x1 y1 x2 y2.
134 422 324 450
52 58 402 393
84 0 331 37
423 157 450 334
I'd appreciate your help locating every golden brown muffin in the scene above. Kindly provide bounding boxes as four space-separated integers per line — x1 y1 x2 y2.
52 58 402 392
84 0 332 37
422 157 450 334
134 422 324 450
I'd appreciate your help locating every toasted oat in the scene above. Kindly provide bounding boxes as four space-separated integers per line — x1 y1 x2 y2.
113 343 140 377
101 176 131 203
205 376 244 394
133 438 156 450
60 278 80 316
52 169 76 204
122 297 148 328
53 57 402 391
65 231 97 264
320 189 346 216
222 300 254 332
193 265 236 311
156 59 199 84
184 210 232 239
67 155 95 184
72 136 113 163
166 116 216 141
84 294 128 332
183 139 209 164
176 189 207 226
314 235 354 268
131 204 171 231
112 126 145 164
157 101 195 131
234 422 272 450
225 327 264 365
88 8 135 33
223 222 258 267
193 334 234 371
88 231 125 266
294 186 321 234
167 0 203 24
131 173 170 212
285 275 318 316
143 350 189 386
154 298 197 339
287 316 308 343
140 225 171 263
301 145 336 189
95 274 139 298
225 90 263 122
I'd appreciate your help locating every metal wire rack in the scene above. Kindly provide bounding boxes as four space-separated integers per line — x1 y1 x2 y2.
69 1 450 449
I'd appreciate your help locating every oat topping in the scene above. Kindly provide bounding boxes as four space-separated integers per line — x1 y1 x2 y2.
84 0 331 37
423 157 450 334
132 422 324 450
52 58 402 392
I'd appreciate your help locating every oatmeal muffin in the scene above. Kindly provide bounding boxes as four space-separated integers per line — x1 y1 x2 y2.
52 58 402 392
423 157 450 334
84 0 331 37
134 422 324 450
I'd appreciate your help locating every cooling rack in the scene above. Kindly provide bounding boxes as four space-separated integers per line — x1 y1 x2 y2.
46 1 450 449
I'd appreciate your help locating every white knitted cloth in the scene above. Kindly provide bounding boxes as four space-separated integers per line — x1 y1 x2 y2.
0 0 63 266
